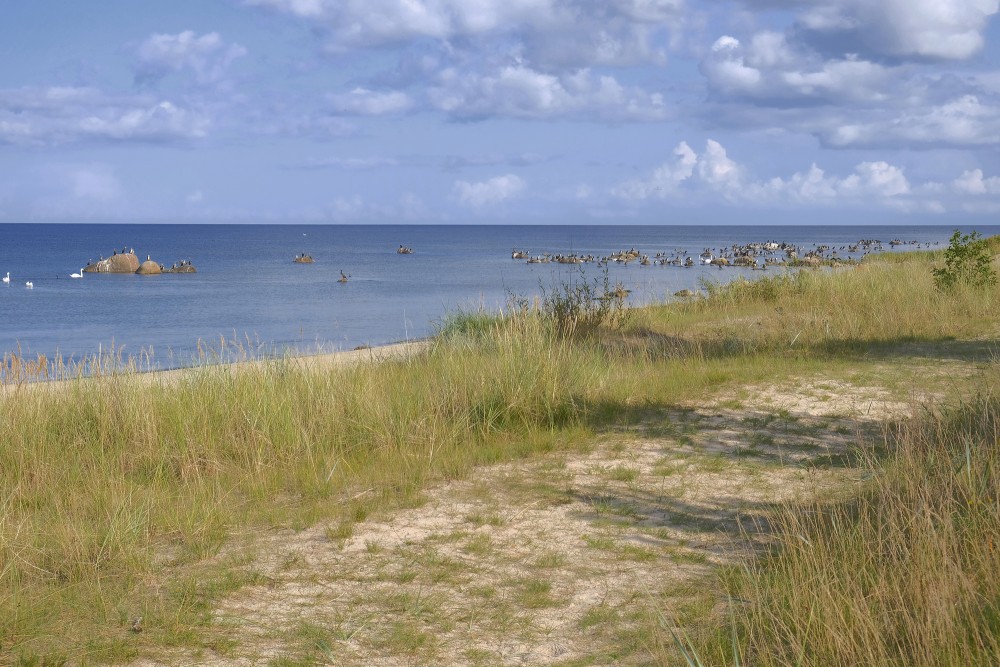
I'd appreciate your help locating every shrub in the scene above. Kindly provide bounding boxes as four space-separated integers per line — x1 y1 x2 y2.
530 268 631 338
932 229 997 290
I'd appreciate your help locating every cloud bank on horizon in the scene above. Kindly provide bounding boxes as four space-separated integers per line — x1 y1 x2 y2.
0 0 998 223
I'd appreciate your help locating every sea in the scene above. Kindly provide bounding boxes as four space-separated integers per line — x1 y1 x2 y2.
1 223 995 371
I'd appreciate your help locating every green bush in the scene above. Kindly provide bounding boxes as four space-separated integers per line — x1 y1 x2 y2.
932 229 997 290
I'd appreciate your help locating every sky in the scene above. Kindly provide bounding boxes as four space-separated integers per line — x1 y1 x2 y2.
1 0 999 225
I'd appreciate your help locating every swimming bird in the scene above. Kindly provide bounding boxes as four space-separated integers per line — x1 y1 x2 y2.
25 281 33 289
2 272 9 284
70 269 83 278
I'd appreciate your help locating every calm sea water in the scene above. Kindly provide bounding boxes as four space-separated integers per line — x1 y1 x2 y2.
1 223 994 369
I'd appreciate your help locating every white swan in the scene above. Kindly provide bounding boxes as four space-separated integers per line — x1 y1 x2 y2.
2 271 9 284
70 269 83 278
25 281 33 289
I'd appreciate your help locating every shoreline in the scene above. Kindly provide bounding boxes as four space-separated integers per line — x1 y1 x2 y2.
1 338 432 391
154 338 433 381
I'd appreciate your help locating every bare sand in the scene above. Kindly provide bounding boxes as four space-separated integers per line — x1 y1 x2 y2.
1 339 431 394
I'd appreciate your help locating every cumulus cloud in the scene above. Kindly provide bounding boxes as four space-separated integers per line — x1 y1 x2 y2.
135 31 247 85
953 168 1000 194
822 95 1000 148
701 32 895 104
428 65 667 120
615 139 917 208
78 100 209 141
245 1 680 122
454 174 525 206
244 0 684 69
798 0 999 61
756 160 911 202
698 1 1000 150
327 88 413 115
0 87 210 145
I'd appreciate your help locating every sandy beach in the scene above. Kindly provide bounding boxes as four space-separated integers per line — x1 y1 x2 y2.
0 339 432 393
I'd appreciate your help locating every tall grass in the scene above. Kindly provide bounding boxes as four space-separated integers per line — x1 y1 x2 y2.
3 246 999 662
705 382 1000 666
634 257 1000 353
0 315 600 660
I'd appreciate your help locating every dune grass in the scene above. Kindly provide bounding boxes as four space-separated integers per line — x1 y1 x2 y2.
632 251 1000 356
1 318 593 661
694 380 1000 667
1 244 999 663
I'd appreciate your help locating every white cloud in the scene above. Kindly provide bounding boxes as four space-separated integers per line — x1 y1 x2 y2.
245 0 556 44
135 31 247 85
823 95 1000 148
849 161 910 197
428 65 667 120
0 87 210 145
800 0 1000 61
703 36 762 93
612 141 696 199
244 0 684 69
953 168 1000 194
78 100 210 141
697 3 1000 150
615 139 917 208
701 32 894 104
696 139 742 191
454 174 525 206
327 88 413 115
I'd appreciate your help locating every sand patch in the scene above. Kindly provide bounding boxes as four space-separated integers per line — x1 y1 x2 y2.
124 365 933 666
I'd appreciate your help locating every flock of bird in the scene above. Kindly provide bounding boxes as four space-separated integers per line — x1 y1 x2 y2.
2 268 83 290
0 237 937 292
510 238 935 269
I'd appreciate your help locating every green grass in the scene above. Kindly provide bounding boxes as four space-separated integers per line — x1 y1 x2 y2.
697 383 1000 666
3 242 1000 662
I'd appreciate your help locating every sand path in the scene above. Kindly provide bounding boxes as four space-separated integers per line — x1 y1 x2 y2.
124 354 981 666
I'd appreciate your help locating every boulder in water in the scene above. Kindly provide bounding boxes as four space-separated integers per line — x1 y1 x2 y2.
84 251 140 273
136 260 162 275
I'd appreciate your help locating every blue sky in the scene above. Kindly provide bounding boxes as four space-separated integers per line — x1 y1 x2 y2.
1 0 998 224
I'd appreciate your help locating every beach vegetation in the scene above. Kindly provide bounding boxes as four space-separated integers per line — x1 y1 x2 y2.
695 381 1000 666
517 266 631 338
2 238 1000 663
932 229 998 291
